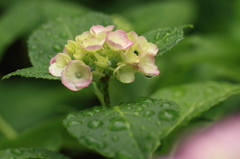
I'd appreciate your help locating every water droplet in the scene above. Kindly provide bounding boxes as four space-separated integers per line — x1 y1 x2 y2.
160 102 171 108
158 109 178 122
133 112 139 116
52 44 62 51
82 111 95 116
34 55 38 60
146 132 156 139
126 106 132 110
46 32 51 36
108 117 130 131
80 136 105 149
135 107 143 112
66 114 76 119
26 71 30 74
60 32 68 38
30 45 37 50
112 135 119 141
11 149 22 155
39 50 44 55
88 119 103 129
155 121 161 126
28 148 35 153
115 150 132 159
67 121 81 126
92 106 104 113
143 110 155 117
140 125 145 130
100 133 107 138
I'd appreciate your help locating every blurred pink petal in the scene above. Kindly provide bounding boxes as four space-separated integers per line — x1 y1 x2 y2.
107 30 134 51
173 114 240 159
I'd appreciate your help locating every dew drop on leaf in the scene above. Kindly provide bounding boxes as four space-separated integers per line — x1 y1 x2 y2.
52 44 62 51
80 136 105 149
158 109 178 122
46 32 52 37
108 117 130 131
135 107 144 112
11 149 23 155
115 150 132 159
67 121 81 126
60 32 68 38
112 135 119 141
92 106 104 113
66 114 76 119
88 119 103 129
143 110 155 117
82 111 95 116
160 102 171 108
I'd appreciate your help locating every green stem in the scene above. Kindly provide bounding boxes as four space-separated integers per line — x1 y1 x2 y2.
0 114 18 140
90 76 111 107
100 75 111 108
91 82 105 107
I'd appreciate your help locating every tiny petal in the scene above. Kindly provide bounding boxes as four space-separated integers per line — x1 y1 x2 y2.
65 40 77 54
120 50 139 64
138 54 159 77
137 36 158 55
94 53 109 68
75 31 91 42
61 60 92 91
114 63 138 83
90 25 114 35
81 36 106 52
49 53 71 77
107 30 134 51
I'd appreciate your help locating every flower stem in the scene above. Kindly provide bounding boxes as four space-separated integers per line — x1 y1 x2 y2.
0 114 18 140
90 76 111 107
99 75 111 108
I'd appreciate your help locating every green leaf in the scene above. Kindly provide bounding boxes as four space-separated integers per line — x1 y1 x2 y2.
142 25 193 56
28 12 113 67
2 66 60 80
0 0 87 62
150 81 240 137
0 148 70 159
64 97 179 159
0 117 63 151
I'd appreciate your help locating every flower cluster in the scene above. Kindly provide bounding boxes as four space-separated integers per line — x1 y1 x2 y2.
49 25 159 91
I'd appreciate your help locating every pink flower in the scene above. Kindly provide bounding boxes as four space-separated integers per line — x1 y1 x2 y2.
61 60 92 91
156 114 240 159
113 63 138 83
106 30 134 51
90 25 114 36
49 53 71 77
138 54 159 77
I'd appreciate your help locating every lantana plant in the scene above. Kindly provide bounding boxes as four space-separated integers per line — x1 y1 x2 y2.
49 25 159 107
2 12 240 159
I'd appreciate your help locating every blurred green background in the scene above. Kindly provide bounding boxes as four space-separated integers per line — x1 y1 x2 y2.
0 0 240 158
